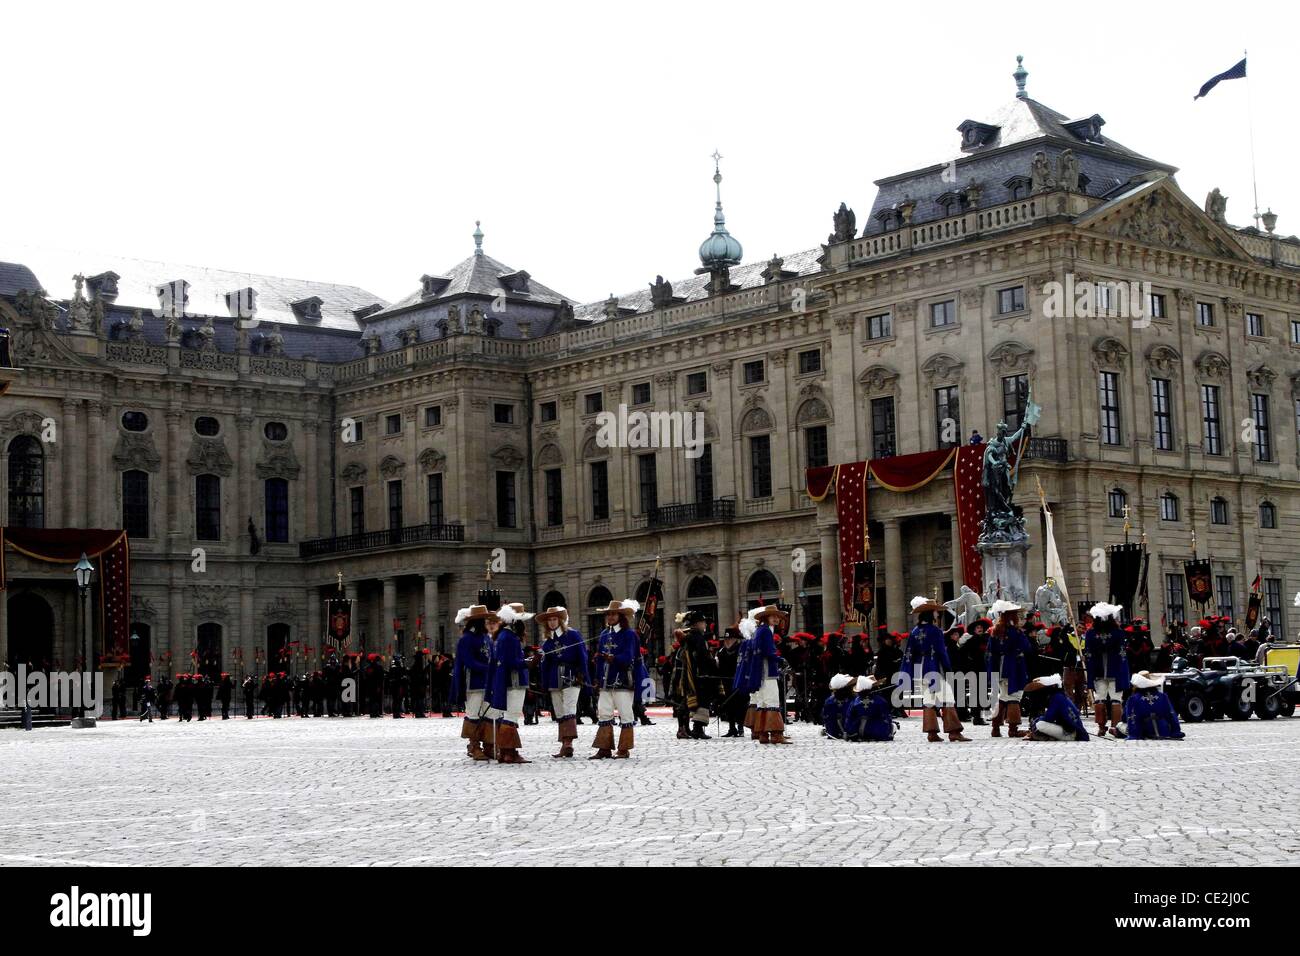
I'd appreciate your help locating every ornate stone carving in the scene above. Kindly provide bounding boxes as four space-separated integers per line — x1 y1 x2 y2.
262 596 297 624
379 455 405 478
255 441 301 480
130 594 159 622
0 409 47 442
418 447 446 471
682 553 714 575
1056 149 1080 192
1205 187 1227 223
961 286 983 309
921 353 965 386
193 585 234 623
769 350 789 367
1247 363 1276 390
340 460 367 482
112 432 162 473
1103 189 1233 257
858 364 900 393
1145 344 1182 376
893 300 916 321
830 202 857 243
987 341 1035 375
1030 151 1054 193
185 437 234 477
738 396 773 433
1194 350 1231 380
536 443 564 467
649 275 675 308
795 397 830 425
1091 336 1130 370
490 445 524 469
711 362 732 378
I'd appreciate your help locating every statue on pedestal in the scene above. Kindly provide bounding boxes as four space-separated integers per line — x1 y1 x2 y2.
980 390 1041 543
1034 577 1069 627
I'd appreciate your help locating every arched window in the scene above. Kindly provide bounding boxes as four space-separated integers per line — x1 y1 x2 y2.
7 435 44 528
586 585 613 639
746 568 781 609
541 590 567 610
685 576 718 632
196 622 222 678
1159 492 1179 522
122 470 149 537
195 474 221 540
1107 487 1127 519
265 478 289 542
1260 501 1277 529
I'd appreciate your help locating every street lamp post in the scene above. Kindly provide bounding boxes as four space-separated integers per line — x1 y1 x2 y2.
71 552 96 729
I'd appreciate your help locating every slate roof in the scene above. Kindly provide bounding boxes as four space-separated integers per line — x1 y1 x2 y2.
376 252 573 318
0 261 43 298
1 244 386 332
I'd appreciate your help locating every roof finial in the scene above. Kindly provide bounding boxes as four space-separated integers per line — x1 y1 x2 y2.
698 150 743 271
473 220 484 256
1014 55 1028 99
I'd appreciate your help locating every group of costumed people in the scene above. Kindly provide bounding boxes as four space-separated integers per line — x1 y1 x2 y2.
877 594 1184 743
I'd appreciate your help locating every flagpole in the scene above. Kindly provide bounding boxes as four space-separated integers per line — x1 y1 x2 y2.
1245 48 1261 228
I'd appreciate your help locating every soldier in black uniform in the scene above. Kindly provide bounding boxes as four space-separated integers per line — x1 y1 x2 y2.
242 674 257 718
364 654 385 718
309 670 325 716
409 650 429 717
195 674 214 720
217 673 234 719
175 674 195 722
715 626 747 737
323 650 343 716
157 674 173 720
110 676 126 720
670 611 717 740
388 654 408 718
137 677 158 722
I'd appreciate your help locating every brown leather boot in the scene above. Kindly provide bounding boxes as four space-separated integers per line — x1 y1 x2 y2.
1007 702 1025 738
589 723 614 759
923 707 943 742
1094 702 1107 737
768 732 793 744
615 725 634 758
991 701 1004 737
552 717 577 758
943 707 970 741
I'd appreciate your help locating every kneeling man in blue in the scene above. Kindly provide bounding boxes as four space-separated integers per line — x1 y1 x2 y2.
821 673 854 739
1024 674 1089 740
1117 671 1185 740
845 675 896 741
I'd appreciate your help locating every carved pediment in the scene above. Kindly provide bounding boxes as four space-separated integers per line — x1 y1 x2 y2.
536 443 564 467
379 455 405 478
255 440 300 480
186 437 233 477
1247 363 1277 390
1194 350 1231 380
262 596 297 624
490 445 524 469
1145 344 1182 376
921 352 965 386
987 340 1035 374
340 460 367 482
1079 180 1252 261
682 553 714 575
193 585 233 622
795 396 831 425
417 447 446 471
738 394 773 433
112 432 162 473
1091 336 1130 369
0 408 49 443
859 364 900 394
682 402 719 440
130 594 159 622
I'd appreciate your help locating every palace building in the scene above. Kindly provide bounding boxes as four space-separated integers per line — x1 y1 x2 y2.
2 59 1298 675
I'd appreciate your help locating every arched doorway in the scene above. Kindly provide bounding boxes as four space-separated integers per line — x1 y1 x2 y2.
128 622 152 685
541 589 566 611
195 622 222 678
586 585 612 639
8 592 54 668
267 622 291 673
745 568 781 610
634 578 664 655
685 575 718 633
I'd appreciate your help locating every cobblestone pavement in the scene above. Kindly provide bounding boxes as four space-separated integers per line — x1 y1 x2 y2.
2 712 1298 866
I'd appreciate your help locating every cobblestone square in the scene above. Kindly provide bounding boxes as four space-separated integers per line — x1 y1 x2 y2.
1 713 1297 866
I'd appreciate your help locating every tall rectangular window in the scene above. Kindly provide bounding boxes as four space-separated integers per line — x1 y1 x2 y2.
997 285 1025 315
387 480 403 529
1252 393 1272 461
545 468 563 526
693 444 714 504
493 403 514 425
1002 374 1028 430
122 470 149 538
427 473 444 525
1292 319 1300 346
805 425 828 470
1098 371 1122 445
539 401 557 423
385 413 402 435
495 472 516 528
749 435 772 498
866 312 892 340
1151 378 1173 451
265 478 289 543
195 474 221 541
637 453 658 514
930 300 956 328
1265 578 1285 633
798 349 822 374
590 461 609 521
1197 302 1215 327
1149 293 1167 319
1202 384 1222 455
631 382 651 405
871 397 896 458
1216 575 1235 620
1247 312 1265 337
349 487 364 536
1164 573 1185 626
935 386 960 449
585 392 604 415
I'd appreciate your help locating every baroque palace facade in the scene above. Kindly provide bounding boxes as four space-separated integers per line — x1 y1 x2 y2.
2 62 1299 674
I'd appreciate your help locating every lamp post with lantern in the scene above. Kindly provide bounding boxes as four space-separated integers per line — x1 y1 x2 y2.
70 553 97 729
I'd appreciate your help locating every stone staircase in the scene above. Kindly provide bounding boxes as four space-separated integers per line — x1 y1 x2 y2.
0 707 72 730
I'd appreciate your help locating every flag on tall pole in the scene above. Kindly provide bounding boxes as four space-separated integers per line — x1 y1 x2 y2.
1036 476 1079 652
1193 57 1246 99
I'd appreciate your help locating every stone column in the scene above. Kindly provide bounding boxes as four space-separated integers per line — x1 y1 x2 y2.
820 523 840 631
950 515 965 590
236 414 254 550
383 577 397 658
85 401 104 527
883 517 905 631
168 580 185 666
306 585 321 647
239 586 254 673
661 556 680 620
303 416 319 539
712 362 736 499
61 398 79 528
166 408 184 546
423 574 441 651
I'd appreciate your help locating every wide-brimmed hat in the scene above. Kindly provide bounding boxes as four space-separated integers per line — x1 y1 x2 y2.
989 599 1023 619
854 675 878 693
754 604 790 629
598 599 640 620
829 673 854 691
1131 670 1164 690
535 606 569 628
1025 674 1063 692
1089 602 1123 622
456 605 491 625
504 602 535 621
910 595 944 614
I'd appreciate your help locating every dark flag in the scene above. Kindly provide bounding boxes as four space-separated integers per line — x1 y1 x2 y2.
1184 559 1213 607
851 561 876 620
1194 58 1246 100
637 580 661 641
1108 543 1144 620
1246 591 1262 630
327 598 352 645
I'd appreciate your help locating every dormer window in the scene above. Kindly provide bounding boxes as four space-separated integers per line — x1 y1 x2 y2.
1003 175 1032 200
957 119 999 152
156 279 190 318
291 296 323 321
352 303 383 322
1063 114 1105 143
420 274 451 299
225 287 258 321
497 270 531 294
875 209 899 233
936 192 964 217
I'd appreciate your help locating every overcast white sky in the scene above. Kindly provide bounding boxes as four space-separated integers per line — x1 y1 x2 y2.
4 0 1296 306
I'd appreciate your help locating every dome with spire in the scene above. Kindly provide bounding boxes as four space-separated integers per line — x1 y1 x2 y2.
698 152 743 270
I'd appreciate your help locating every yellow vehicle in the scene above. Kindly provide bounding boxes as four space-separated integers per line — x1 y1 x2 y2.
1264 644 1300 678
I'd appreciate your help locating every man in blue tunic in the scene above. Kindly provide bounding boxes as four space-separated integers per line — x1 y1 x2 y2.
749 605 792 744
1024 674 1089 740
591 599 647 759
450 605 493 759
1084 602 1129 737
907 596 969 742
986 599 1032 738
845 674 896 741
484 603 534 764
821 673 854 739
537 606 588 759
1117 671 1185 740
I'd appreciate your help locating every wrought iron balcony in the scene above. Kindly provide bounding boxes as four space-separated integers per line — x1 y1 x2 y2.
644 497 736 530
299 522 465 558
1024 436 1068 463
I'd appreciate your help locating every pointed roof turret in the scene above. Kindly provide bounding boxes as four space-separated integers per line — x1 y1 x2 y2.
698 151 743 270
